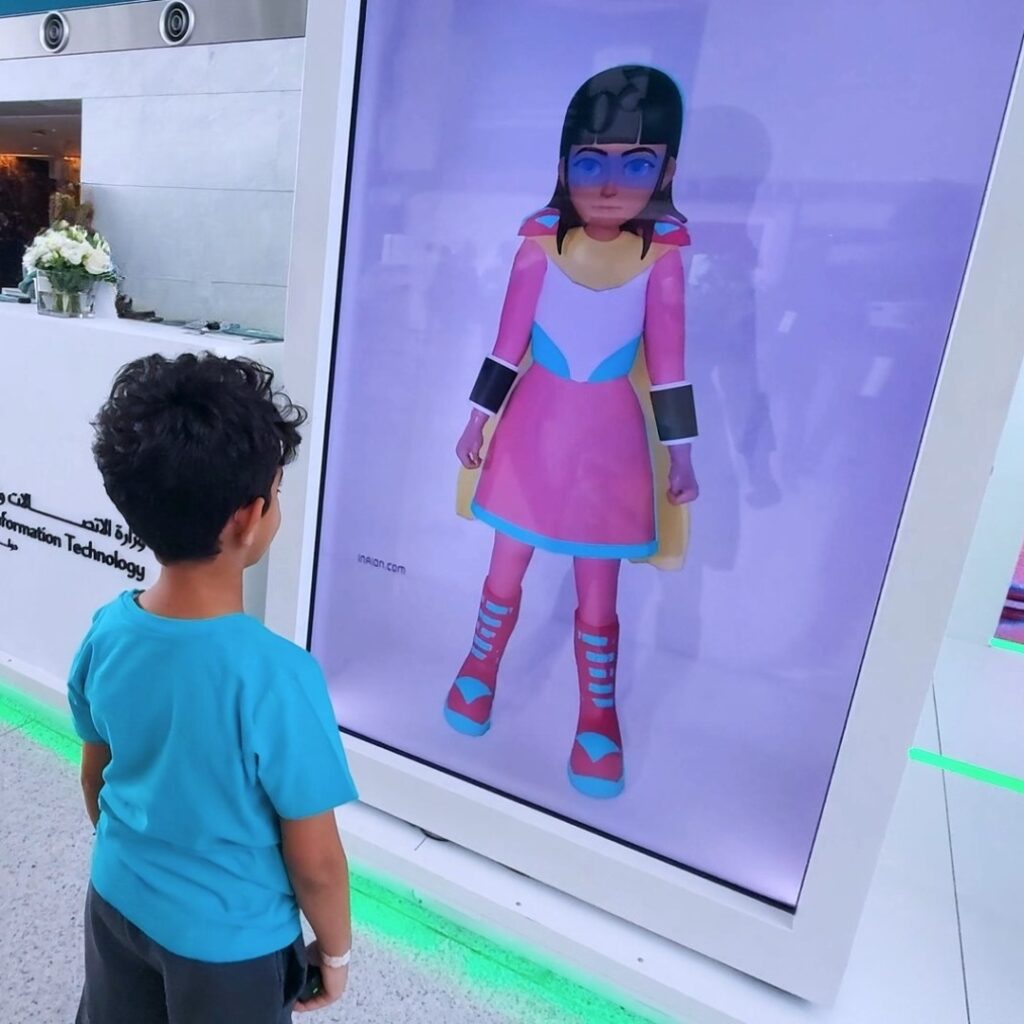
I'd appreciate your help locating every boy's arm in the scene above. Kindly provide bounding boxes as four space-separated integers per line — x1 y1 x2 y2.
68 628 110 827
281 811 352 959
250 658 359 1009
81 742 111 827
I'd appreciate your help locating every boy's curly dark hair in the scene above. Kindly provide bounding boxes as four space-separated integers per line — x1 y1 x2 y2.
92 353 306 563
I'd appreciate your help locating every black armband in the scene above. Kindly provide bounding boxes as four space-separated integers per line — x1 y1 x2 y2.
470 357 518 415
651 382 698 443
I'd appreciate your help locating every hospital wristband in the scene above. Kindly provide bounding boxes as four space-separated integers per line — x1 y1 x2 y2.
650 381 698 444
320 950 351 969
469 356 517 415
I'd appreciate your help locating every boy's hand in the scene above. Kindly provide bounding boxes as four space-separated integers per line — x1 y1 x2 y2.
294 942 349 1013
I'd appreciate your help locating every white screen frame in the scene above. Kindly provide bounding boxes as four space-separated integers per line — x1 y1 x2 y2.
267 0 1024 1000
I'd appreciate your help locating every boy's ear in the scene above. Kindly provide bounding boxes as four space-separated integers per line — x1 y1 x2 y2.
231 496 267 549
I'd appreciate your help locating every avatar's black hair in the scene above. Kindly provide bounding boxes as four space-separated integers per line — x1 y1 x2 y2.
548 65 686 258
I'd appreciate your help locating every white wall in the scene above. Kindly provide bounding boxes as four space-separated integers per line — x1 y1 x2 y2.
947 355 1024 646
0 303 283 693
2 38 303 333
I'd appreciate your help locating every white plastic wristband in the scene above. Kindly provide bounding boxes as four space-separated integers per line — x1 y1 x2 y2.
320 950 351 969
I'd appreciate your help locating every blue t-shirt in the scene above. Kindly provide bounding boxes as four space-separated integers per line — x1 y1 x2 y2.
67 591 358 963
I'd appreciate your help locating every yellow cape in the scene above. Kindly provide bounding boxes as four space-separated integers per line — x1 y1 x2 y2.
456 348 689 571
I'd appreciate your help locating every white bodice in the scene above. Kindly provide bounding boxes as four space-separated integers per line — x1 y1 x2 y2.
532 260 652 382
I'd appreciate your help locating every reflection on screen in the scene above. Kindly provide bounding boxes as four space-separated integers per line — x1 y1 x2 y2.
994 538 1024 651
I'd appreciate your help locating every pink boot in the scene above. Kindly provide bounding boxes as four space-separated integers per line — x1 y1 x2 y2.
444 583 520 736
569 615 624 799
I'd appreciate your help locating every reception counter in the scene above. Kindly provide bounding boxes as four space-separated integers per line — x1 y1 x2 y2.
0 301 282 697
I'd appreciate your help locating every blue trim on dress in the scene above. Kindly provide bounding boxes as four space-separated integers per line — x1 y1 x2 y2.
589 336 641 382
530 324 641 383
471 500 657 560
530 323 571 378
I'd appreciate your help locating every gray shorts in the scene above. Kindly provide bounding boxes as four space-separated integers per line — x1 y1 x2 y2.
76 886 307 1024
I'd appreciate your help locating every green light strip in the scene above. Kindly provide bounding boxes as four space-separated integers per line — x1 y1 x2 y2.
989 636 1024 656
0 681 663 1024
0 683 82 763
908 747 1024 795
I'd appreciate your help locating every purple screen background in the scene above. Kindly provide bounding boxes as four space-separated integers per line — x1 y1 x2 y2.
311 0 1024 906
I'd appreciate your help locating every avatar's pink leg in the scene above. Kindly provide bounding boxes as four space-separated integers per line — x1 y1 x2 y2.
445 533 534 736
569 558 625 799
573 557 620 627
487 533 535 599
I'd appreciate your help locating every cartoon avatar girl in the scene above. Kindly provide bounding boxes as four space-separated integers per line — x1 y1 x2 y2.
447 66 700 800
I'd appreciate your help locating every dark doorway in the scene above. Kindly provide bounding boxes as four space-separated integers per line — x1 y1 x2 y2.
0 156 51 287
0 99 82 289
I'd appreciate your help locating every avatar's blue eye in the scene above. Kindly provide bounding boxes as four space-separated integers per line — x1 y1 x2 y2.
572 156 604 179
623 157 657 180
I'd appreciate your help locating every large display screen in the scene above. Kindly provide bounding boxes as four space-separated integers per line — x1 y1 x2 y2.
310 0 1024 908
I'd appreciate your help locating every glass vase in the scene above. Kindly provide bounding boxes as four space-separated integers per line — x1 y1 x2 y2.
36 275 97 318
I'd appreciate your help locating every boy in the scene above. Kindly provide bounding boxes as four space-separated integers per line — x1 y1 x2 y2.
69 353 356 1023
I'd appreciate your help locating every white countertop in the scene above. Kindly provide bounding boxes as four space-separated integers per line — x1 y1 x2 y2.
0 299 284 356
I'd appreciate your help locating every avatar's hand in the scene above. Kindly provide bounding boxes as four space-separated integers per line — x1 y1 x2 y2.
457 411 488 469
667 444 699 505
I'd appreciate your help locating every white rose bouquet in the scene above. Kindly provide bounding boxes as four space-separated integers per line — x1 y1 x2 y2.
23 221 118 295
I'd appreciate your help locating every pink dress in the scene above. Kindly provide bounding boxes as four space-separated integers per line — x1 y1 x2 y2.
471 211 689 560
